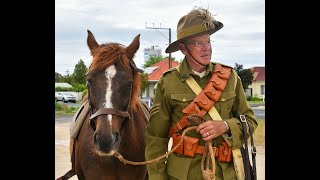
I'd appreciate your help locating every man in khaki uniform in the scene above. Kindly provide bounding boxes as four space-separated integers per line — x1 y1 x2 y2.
145 7 258 180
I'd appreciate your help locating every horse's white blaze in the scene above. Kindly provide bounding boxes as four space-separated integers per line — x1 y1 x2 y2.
104 65 117 126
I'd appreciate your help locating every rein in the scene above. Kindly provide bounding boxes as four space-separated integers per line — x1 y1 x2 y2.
113 114 217 180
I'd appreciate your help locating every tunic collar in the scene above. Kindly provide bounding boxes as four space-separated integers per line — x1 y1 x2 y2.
178 57 214 81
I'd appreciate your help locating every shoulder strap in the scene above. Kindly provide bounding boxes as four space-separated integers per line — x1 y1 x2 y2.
170 64 232 146
239 114 257 180
182 69 232 146
185 74 222 120
247 120 257 180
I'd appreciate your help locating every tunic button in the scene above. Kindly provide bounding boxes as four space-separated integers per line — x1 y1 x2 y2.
182 98 186 102
221 98 225 102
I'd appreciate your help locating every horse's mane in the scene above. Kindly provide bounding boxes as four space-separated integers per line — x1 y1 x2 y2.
88 43 146 146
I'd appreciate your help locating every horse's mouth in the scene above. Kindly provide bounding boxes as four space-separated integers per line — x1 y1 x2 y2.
96 149 116 156
95 139 121 156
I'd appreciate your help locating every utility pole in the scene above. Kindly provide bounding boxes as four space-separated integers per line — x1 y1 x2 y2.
146 23 172 69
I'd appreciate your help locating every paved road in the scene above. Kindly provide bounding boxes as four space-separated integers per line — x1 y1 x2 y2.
56 101 81 108
251 105 265 119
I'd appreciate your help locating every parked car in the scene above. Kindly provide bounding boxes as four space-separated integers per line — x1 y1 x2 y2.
55 92 76 103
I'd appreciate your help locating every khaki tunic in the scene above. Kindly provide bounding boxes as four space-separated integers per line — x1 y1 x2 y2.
145 58 258 180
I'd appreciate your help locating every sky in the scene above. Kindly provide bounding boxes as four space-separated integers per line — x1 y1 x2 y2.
55 0 265 76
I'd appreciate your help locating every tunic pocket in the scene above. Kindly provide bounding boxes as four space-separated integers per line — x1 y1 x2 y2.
171 92 196 112
216 91 236 118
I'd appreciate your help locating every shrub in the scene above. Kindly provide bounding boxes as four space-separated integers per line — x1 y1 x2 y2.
246 96 262 101
82 89 88 99
55 102 62 110
55 87 73 92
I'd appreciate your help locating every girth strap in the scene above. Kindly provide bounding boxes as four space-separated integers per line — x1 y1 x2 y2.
89 108 130 119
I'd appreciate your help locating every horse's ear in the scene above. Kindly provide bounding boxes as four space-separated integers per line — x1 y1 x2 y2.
87 30 99 53
126 34 140 60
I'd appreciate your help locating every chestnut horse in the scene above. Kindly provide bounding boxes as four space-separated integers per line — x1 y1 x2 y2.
58 30 149 180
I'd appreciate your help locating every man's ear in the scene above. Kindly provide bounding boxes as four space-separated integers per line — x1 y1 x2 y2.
179 43 188 55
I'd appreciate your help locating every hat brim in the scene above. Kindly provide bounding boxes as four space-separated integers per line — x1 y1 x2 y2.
165 22 223 53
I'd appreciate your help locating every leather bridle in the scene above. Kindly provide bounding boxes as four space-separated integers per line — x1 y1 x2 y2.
86 60 143 130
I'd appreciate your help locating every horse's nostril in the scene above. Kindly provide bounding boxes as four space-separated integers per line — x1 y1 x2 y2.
115 132 120 142
93 133 99 145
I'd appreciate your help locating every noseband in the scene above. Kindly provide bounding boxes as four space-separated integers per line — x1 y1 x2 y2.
87 60 143 130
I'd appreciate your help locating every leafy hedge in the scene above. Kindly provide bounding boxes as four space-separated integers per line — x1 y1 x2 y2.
55 102 79 114
246 96 263 101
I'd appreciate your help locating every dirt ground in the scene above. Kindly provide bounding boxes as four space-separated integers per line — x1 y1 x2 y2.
55 122 265 180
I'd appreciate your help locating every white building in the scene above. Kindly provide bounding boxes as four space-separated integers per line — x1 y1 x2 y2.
143 46 162 62
55 82 72 88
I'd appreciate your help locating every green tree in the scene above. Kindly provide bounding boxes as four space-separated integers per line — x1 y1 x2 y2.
140 73 149 96
143 56 164 68
143 56 176 68
72 83 87 92
55 72 64 82
71 59 87 85
63 74 72 85
234 63 253 89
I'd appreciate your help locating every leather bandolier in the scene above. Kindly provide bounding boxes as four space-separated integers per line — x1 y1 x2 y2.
169 63 233 162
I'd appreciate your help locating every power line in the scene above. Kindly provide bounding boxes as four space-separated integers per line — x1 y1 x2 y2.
146 23 172 69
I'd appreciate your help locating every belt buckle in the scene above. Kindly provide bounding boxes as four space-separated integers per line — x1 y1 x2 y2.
240 115 246 122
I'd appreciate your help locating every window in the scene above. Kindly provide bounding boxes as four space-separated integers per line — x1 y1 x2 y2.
261 85 265 95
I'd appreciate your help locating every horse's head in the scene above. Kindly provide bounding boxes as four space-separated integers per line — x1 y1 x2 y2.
86 30 142 156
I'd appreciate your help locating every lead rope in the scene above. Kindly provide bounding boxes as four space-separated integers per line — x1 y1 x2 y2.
113 114 217 180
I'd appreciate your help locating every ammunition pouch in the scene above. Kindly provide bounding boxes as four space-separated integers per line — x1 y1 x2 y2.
171 134 233 162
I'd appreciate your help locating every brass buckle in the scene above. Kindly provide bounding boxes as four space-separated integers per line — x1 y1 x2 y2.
240 115 247 122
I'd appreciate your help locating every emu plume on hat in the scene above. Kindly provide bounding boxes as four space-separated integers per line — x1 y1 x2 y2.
165 7 223 53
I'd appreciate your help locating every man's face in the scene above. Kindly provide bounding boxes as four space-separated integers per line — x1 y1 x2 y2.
182 33 212 66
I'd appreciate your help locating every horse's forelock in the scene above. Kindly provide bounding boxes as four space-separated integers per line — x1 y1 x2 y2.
89 43 129 72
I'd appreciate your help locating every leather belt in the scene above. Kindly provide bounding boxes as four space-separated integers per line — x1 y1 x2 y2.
195 145 218 157
173 143 218 157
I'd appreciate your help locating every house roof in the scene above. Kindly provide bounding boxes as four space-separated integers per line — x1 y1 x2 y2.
251 66 265 81
55 82 72 88
147 58 180 81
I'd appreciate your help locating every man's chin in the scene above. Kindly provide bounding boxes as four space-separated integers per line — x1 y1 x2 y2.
200 58 211 65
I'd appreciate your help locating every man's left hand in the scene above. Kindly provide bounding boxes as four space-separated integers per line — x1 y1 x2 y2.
196 120 228 141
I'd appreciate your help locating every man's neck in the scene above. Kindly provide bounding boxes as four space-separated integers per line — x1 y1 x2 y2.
192 69 206 78
187 58 207 72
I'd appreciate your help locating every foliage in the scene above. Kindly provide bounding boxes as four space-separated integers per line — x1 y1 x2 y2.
140 73 149 96
55 102 62 110
55 102 79 115
62 74 72 84
70 59 88 85
143 56 164 68
248 100 264 105
55 86 73 92
72 83 87 92
254 119 265 146
82 89 88 99
246 96 263 101
143 56 176 68
234 63 254 89
55 72 64 82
